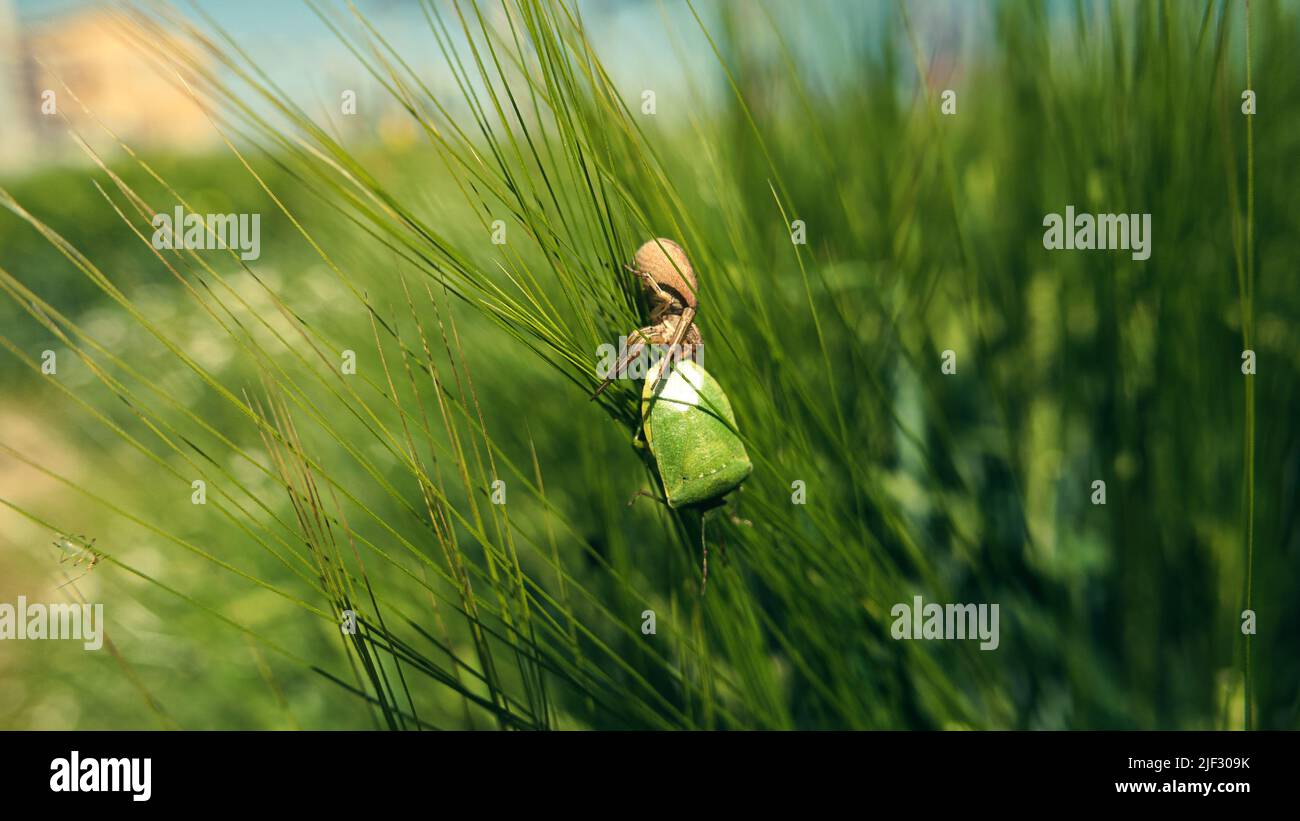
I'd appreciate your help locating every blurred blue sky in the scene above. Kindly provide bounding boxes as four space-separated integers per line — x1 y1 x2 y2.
2 0 993 169
9 0 954 99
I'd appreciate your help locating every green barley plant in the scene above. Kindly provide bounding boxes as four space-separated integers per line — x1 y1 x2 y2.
0 0 1296 730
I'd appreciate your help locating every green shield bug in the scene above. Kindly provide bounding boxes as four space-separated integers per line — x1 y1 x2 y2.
592 238 752 590
640 356 752 509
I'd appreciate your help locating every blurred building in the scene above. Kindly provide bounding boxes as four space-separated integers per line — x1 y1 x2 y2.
0 0 215 172
0 0 33 171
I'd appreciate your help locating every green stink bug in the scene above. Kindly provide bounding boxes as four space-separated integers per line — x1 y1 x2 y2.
641 357 752 509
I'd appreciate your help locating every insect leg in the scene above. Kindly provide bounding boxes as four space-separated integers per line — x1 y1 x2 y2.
626 488 668 508
699 514 709 596
728 511 753 528
719 491 752 528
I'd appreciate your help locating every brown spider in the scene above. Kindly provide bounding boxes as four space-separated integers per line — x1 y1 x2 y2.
591 238 702 399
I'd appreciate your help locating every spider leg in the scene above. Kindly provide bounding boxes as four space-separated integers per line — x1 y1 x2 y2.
626 263 669 302
591 324 664 399
592 344 643 399
650 308 698 392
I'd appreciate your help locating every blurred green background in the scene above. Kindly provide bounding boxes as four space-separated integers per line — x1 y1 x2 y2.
0 0 1296 730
